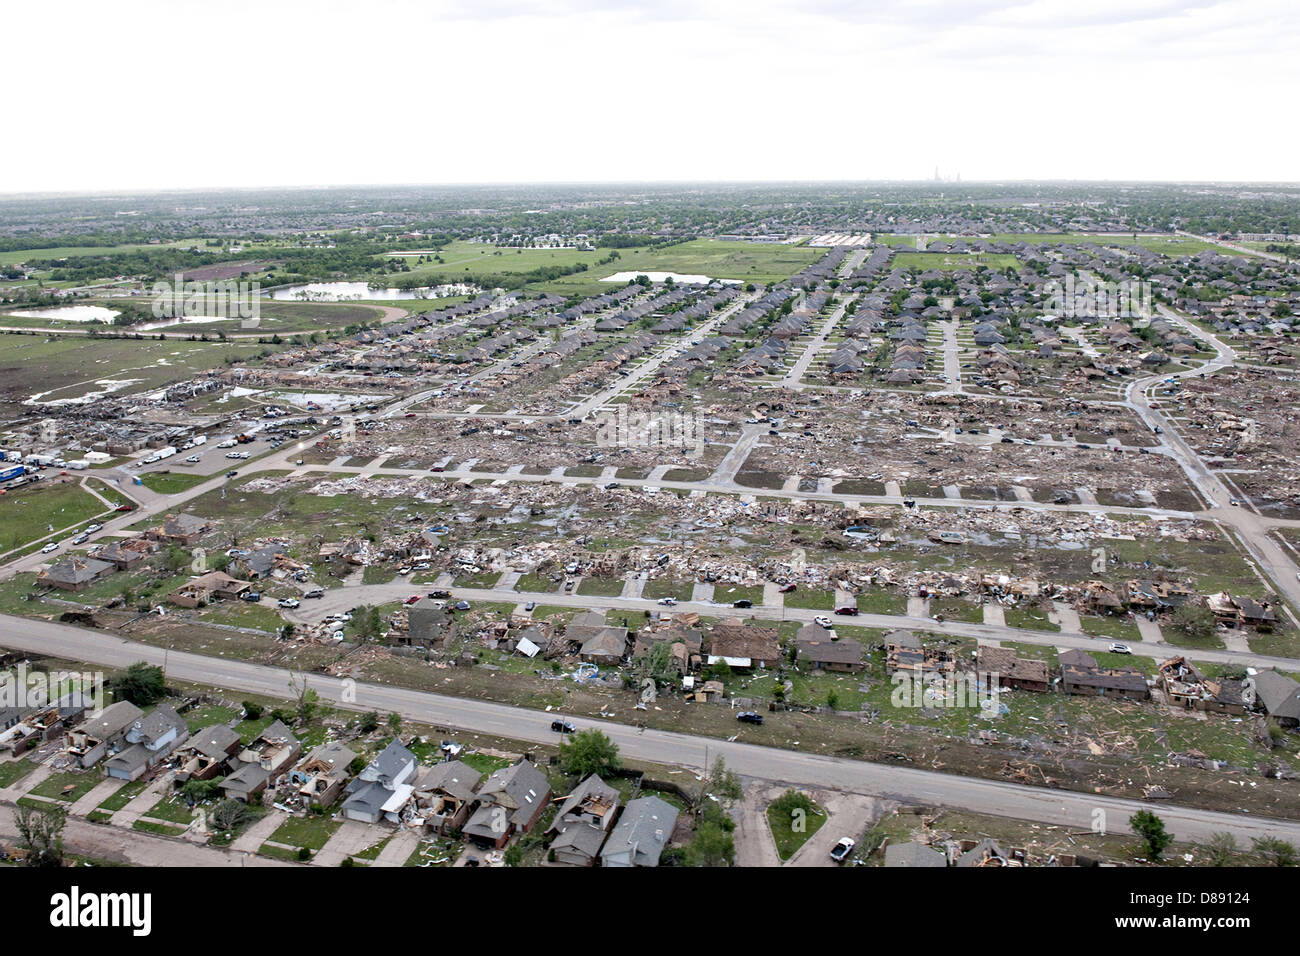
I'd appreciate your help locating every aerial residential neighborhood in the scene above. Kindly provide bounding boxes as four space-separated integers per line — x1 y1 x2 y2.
0 0 1292 937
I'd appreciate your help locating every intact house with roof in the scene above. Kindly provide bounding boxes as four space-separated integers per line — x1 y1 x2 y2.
105 704 190 781
600 794 679 867
341 739 419 824
1059 650 1148 701
795 624 864 673
706 620 781 670
565 610 629 666
287 741 357 808
65 700 143 768
221 720 301 803
401 601 459 651
1247 669 1300 727
973 646 1050 693
409 759 483 835
547 773 621 866
37 556 115 591
462 759 552 849
172 724 242 784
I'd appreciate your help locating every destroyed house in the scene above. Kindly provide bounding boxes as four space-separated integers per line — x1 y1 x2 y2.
173 724 242 783
1207 592 1278 630
706 622 780 669
288 741 357 808
341 739 419 824
222 720 300 802
1124 579 1194 611
411 760 483 835
89 538 157 570
65 700 142 768
548 774 621 867
0 692 89 756
885 630 954 677
463 759 551 849
1154 656 1241 715
168 570 252 608
147 513 210 546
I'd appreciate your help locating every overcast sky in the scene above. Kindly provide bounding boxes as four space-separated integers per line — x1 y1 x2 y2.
3 0 1296 192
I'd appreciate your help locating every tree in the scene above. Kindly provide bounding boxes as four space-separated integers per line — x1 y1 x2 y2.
181 778 220 804
387 711 402 734
15 803 66 867
1169 603 1215 642
210 799 251 833
1251 836 1298 867
109 662 166 706
357 711 380 734
1204 831 1237 867
558 729 621 778
686 821 735 866
631 641 677 689
703 757 742 803
1130 810 1172 859
241 701 263 720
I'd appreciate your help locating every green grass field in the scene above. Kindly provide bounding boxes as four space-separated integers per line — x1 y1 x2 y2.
0 333 287 410
0 480 110 553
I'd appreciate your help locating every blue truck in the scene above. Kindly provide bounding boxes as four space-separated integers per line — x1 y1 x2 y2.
0 465 25 483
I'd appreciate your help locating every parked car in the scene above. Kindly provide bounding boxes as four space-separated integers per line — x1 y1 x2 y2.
114 504 135 512
429 589 451 599
732 599 753 608
241 591 262 603
186 455 201 463
736 711 763 725
658 597 678 606
453 600 471 611
86 523 101 533
830 837 856 863
225 470 238 478
550 719 576 733
1108 642 1132 655
277 598 300 609
304 589 325 599
834 606 860 616
40 541 59 554
524 601 536 612
814 615 832 628
779 583 797 593
403 595 421 606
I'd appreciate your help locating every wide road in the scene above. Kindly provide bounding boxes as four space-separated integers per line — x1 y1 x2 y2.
3 614 1296 846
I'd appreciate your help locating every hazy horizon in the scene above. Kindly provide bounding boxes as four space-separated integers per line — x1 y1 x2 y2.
3 0 1296 192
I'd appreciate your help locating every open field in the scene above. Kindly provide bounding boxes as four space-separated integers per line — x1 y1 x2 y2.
0 332 287 416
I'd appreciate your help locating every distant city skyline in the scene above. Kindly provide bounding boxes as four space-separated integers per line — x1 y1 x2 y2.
2 0 1296 191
